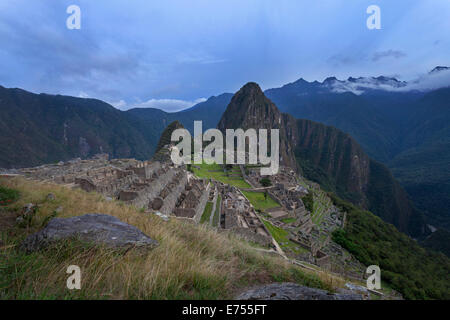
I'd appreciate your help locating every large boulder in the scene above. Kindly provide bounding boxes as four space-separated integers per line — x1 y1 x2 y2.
21 213 158 252
235 283 363 300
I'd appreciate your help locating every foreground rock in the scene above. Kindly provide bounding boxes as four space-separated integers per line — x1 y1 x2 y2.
235 283 363 300
21 213 158 252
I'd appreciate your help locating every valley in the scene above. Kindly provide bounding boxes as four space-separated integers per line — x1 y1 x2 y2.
2 75 448 240
1 0 448 304
2 81 449 300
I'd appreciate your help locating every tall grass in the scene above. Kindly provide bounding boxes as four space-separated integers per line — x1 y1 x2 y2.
0 177 339 299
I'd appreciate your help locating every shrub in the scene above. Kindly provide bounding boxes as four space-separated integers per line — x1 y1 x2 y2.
260 178 272 187
330 193 450 300
0 186 20 206
302 192 314 212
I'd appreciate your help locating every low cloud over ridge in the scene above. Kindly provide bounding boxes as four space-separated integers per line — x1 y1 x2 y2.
111 98 207 112
328 68 450 95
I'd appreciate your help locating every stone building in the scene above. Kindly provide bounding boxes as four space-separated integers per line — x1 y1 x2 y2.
217 183 272 246
174 179 211 223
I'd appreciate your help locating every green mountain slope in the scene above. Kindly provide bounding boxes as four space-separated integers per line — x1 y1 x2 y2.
0 86 155 168
331 193 450 300
293 119 427 237
217 82 428 238
0 86 231 169
266 79 450 234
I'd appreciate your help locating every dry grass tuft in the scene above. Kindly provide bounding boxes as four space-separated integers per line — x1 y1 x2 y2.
0 177 342 299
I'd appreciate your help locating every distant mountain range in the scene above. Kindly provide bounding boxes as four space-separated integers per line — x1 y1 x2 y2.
0 86 230 168
264 69 450 234
126 93 233 136
0 66 448 239
217 82 427 238
0 86 157 168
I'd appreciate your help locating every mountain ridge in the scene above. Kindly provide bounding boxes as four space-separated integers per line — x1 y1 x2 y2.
1 76 447 239
0 86 231 168
217 82 428 238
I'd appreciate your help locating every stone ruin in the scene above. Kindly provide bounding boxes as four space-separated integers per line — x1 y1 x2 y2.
17 153 277 248
174 179 211 223
14 153 361 274
16 154 273 246
245 165 313 236
18 154 210 222
19 153 110 185
216 183 272 246
243 165 351 268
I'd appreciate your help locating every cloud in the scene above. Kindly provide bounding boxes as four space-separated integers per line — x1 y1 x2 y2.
112 98 207 112
0 3 148 101
328 78 406 95
327 68 450 95
175 51 227 65
401 68 450 91
0 1 448 104
372 50 407 62
109 100 128 110
327 54 361 67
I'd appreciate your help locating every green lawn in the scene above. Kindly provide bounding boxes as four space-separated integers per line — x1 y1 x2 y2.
261 218 308 255
200 202 213 224
0 186 20 206
245 164 263 168
281 217 297 224
241 191 279 211
192 163 251 189
262 219 289 243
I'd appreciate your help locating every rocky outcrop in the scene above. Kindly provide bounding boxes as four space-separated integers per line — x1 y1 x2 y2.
217 82 298 171
152 121 185 163
293 118 370 207
235 283 363 300
21 213 159 252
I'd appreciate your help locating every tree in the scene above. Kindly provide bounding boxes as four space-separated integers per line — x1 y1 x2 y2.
260 177 272 187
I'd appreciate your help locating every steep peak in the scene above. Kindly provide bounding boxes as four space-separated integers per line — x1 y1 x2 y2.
430 66 449 74
272 77 313 92
293 77 308 84
236 82 264 98
242 81 262 89
374 75 400 83
323 76 338 84
154 120 184 155
167 120 183 129
218 82 281 132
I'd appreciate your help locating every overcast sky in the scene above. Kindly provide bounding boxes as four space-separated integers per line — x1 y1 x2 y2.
0 0 448 111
